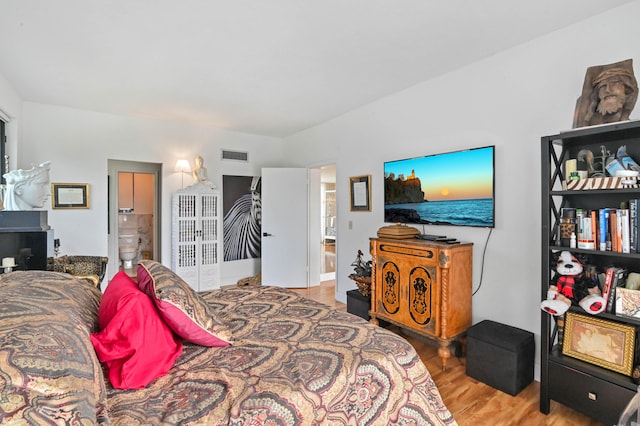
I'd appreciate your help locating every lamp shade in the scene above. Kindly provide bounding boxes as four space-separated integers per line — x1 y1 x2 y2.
175 159 191 173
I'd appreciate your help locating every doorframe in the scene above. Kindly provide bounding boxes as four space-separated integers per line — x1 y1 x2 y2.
107 160 163 280
311 163 337 283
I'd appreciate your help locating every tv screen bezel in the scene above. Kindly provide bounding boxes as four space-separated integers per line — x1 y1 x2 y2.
383 145 495 228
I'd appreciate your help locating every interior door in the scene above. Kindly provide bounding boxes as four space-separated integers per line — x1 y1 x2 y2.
261 168 308 288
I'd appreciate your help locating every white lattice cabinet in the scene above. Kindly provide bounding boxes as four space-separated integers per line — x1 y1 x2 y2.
171 184 221 291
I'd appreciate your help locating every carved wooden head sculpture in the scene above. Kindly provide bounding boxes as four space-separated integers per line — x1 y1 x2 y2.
573 58 638 128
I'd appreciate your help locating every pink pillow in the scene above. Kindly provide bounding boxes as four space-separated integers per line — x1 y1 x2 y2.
90 271 183 389
137 260 232 347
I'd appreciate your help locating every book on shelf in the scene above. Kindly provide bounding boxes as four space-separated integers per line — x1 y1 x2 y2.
599 208 610 251
631 199 639 253
575 209 584 240
556 314 565 348
610 210 618 252
602 267 616 309
620 208 631 254
604 267 628 313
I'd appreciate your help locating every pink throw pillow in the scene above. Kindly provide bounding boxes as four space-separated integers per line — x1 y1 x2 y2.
137 260 232 347
90 271 182 389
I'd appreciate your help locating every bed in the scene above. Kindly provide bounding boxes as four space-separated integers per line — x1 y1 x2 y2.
0 262 456 425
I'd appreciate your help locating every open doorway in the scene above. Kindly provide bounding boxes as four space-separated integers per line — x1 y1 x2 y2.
107 160 162 280
320 165 336 282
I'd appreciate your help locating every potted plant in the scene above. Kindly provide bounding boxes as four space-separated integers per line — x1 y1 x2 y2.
349 249 372 296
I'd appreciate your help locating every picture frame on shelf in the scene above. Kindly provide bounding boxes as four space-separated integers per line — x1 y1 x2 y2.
562 312 635 376
51 183 90 209
349 175 371 212
615 287 640 319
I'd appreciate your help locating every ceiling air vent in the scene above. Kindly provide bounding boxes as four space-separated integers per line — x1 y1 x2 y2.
221 149 249 162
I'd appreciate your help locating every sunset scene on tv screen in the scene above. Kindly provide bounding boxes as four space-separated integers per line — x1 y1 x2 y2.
385 147 493 202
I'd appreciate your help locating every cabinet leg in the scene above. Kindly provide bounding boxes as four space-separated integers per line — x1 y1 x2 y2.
370 316 379 326
438 341 451 371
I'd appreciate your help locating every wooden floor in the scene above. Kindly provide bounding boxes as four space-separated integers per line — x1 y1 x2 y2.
321 241 335 274
293 281 606 426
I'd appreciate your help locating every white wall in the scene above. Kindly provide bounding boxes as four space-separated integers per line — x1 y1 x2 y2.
284 1 640 379
16 102 286 284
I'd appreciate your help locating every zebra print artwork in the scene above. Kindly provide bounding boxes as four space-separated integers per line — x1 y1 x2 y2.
223 175 262 261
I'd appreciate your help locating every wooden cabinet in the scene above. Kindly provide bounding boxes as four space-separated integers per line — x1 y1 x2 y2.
171 184 221 291
369 237 472 369
540 121 640 425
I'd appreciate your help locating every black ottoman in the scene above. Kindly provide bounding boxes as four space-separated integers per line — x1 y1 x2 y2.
466 320 534 396
347 289 371 320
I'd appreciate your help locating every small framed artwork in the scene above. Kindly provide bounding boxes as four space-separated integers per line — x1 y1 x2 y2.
52 183 90 209
349 175 371 212
562 312 635 376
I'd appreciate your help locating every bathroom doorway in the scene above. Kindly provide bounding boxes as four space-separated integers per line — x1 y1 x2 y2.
107 160 162 280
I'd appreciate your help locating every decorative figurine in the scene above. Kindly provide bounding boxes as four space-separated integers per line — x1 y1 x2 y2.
573 59 638 128
348 249 372 296
191 155 215 189
2 161 51 211
577 144 640 178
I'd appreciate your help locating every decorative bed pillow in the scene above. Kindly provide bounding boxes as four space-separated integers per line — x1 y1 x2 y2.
137 260 232 347
0 271 110 424
90 271 183 389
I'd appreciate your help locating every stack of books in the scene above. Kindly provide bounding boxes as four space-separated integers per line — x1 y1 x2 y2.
564 202 640 253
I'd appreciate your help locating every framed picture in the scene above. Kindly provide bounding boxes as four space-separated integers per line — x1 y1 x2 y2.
562 312 635 376
349 175 371 212
222 175 262 261
52 183 90 209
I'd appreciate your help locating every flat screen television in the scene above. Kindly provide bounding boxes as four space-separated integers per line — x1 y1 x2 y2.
384 145 495 228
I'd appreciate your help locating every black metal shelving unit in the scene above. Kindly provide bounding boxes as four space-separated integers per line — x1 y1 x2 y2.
541 120 640 425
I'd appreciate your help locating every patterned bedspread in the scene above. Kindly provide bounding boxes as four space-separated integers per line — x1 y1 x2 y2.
0 271 109 424
107 286 456 425
0 272 456 425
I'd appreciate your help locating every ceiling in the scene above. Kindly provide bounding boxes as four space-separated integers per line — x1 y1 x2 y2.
0 1 634 138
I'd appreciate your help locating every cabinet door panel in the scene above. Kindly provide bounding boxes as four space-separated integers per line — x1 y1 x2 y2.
408 265 437 330
199 193 220 290
379 260 400 315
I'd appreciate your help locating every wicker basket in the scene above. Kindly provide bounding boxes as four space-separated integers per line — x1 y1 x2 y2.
349 274 372 296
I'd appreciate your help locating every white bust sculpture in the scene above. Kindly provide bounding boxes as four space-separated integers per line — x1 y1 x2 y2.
191 155 215 189
2 161 52 210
